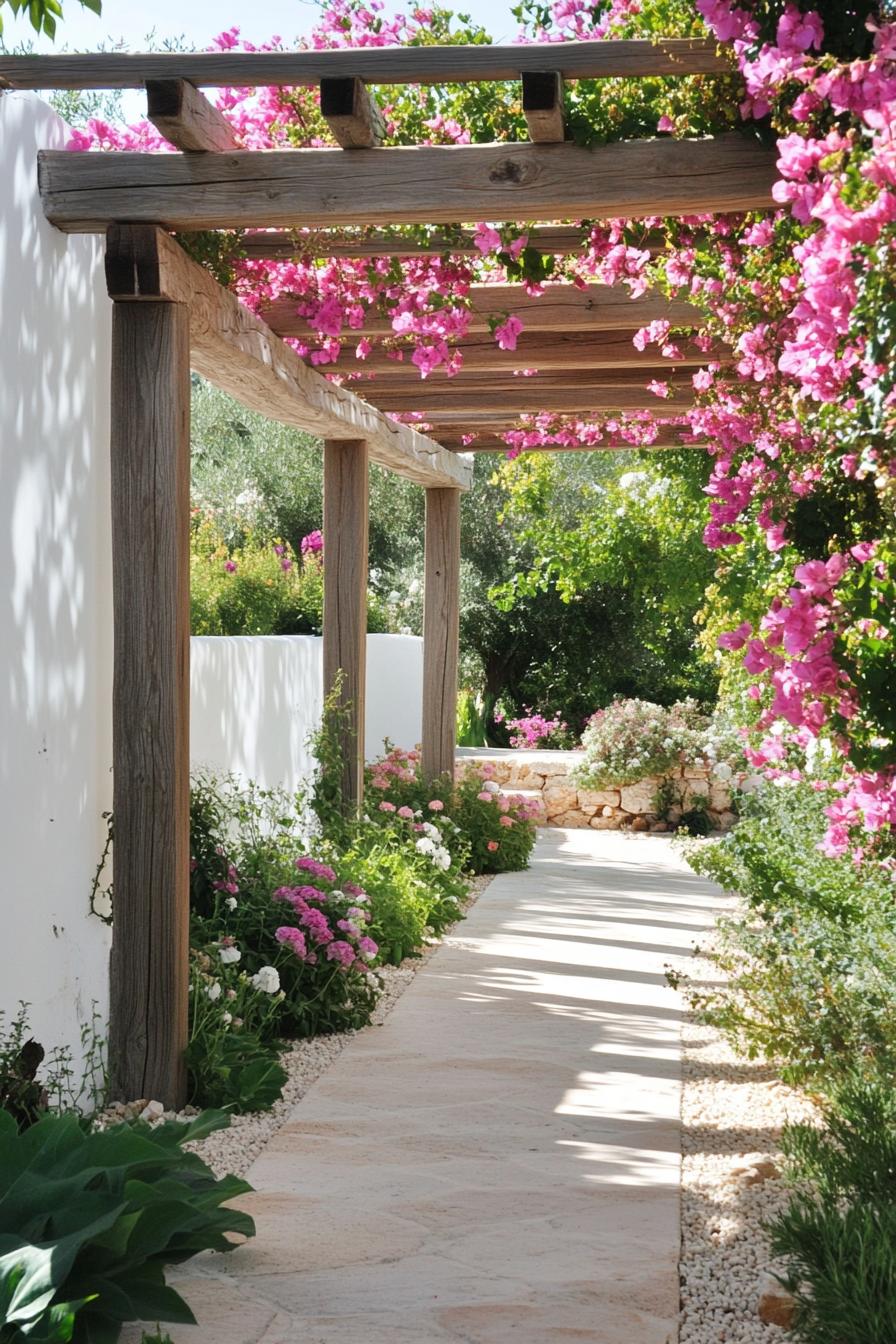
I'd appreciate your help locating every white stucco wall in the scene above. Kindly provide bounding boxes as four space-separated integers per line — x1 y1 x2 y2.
190 634 423 794
0 93 114 1078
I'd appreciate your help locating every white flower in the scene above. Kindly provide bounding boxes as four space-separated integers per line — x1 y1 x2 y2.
408 579 421 597
422 821 440 839
224 896 238 911
219 945 241 965
388 590 401 602
433 847 451 871
222 1011 233 1026
364 972 379 989
205 982 222 1002
251 965 281 995
416 837 436 856
399 626 413 636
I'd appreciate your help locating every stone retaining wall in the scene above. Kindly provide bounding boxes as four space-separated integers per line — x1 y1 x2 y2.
456 748 737 831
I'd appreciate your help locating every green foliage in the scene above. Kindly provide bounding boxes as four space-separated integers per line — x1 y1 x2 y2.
685 783 896 1088
0 1008 106 1131
0 0 100 41
452 765 538 873
0 1108 252 1344
186 953 287 1113
767 1077 896 1344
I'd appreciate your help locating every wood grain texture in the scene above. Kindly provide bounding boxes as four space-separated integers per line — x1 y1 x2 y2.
422 488 461 784
263 283 701 338
365 383 696 414
108 301 191 1110
323 441 369 811
146 79 240 151
0 39 731 89
523 71 565 144
104 225 470 490
350 368 700 394
333 331 725 373
39 136 776 232
240 224 662 260
438 437 705 451
320 76 385 148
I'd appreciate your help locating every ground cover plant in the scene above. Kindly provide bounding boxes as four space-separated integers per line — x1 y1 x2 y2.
0 1108 252 1344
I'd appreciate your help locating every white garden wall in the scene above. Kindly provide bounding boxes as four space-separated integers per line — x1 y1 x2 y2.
190 634 423 794
0 93 114 1078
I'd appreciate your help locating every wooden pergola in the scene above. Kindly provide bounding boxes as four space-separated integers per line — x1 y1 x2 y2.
0 39 775 1107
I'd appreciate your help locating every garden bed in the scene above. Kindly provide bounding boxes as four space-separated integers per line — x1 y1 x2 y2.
457 748 737 832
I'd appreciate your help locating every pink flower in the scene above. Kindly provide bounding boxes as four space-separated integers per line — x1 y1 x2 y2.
494 315 523 351
326 940 357 968
428 799 445 812
397 805 414 819
275 926 308 959
477 790 493 802
499 815 514 827
487 840 499 852
224 560 237 573
379 801 397 813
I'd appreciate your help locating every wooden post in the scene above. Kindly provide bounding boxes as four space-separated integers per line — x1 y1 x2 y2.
422 488 461 784
108 301 191 1109
322 440 369 810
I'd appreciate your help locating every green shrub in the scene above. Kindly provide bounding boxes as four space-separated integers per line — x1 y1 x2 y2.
574 697 711 790
768 1079 896 1344
684 783 896 1089
186 952 287 1113
0 1108 252 1344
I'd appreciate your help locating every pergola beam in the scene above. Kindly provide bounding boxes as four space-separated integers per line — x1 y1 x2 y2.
367 385 696 414
422 489 461 783
0 39 731 89
320 76 385 148
39 136 776 232
333 333 724 373
437 436 705 451
104 225 470 490
522 70 565 143
263 284 702 338
145 79 240 152
239 224 664 260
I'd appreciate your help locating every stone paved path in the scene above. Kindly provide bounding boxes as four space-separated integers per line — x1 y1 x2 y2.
169 829 721 1344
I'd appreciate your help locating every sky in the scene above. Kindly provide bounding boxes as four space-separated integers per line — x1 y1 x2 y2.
2 0 522 53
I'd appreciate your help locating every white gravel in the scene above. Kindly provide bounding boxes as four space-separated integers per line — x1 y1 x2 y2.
189 872 494 1179
679 941 818 1343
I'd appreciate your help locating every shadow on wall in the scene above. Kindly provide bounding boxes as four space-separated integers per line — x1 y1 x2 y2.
189 633 423 795
0 94 113 1077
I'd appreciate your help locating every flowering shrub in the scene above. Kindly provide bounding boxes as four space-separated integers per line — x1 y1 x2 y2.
452 763 540 873
574 698 713 790
187 950 287 1112
500 708 574 749
365 744 538 873
189 514 390 636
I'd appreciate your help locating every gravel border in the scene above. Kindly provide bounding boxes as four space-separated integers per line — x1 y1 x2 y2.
190 872 495 1179
678 940 818 1343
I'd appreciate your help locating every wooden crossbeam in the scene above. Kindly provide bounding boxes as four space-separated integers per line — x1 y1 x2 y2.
334 332 724 373
437 435 704 451
350 369 697 397
0 39 731 90
264 284 702 338
239 224 664 259
38 136 776 233
146 79 239 152
522 70 565 143
104 225 470 490
369 384 695 413
320 76 384 148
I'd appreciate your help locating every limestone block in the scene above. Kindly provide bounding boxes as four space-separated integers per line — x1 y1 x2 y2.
507 763 541 789
539 759 569 778
683 779 710 808
543 784 579 817
619 780 657 814
601 805 615 817
717 809 737 830
550 809 590 829
710 782 733 811
630 815 650 832
683 764 710 780
576 788 621 811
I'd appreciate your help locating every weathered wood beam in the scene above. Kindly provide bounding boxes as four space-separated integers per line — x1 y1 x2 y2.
0 39 732 90
523 70 565 144
422 488 461 784
146 78 239 152
437 435 705 451
104 225 470 490
344 368 706 394
263 284 702 338
320 76 384 148
366 384 696 414
39 136 776 232
240 224 666 260
108 301 190 1110
334 332 725 373
323 440 369 811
